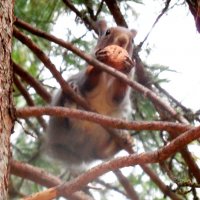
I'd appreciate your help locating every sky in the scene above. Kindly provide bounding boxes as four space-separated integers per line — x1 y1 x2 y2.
133 0 200 112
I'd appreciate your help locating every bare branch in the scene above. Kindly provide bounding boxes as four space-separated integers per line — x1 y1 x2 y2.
10 160 93 200
13 61 51 103
104 0 128 27
138 0 171 49
62 122 199 198
17 106 193 198
14 75 35 106
16 106 190 133
62 0 97 32
95 0 104 19
155 83 192 115
113 170 140 200
140 164 180 199
22 124 200 200
13 75 46 129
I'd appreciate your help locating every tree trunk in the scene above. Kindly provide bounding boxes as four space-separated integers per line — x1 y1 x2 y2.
0 0 15 199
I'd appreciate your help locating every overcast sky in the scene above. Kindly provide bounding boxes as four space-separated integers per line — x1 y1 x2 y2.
133 0 200 112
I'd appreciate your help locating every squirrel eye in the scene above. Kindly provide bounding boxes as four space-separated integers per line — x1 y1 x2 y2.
105 29 111 36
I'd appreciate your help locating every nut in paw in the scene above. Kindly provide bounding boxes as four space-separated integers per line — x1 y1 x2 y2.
96 44 134 73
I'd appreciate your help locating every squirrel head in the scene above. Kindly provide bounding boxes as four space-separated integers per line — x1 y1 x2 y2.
95 20 137 57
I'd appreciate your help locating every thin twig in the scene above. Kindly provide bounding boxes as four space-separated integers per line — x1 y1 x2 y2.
113 170 140 200
13 75 46 129
138 0 171 49
62 0 97 32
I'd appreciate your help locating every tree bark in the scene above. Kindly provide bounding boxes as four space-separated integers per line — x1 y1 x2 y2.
0 0 15 199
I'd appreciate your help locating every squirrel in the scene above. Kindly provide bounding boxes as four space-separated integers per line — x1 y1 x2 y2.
45 20 137 165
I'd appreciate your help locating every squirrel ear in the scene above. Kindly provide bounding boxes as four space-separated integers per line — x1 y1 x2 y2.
96 20 107 36
131 29 137 38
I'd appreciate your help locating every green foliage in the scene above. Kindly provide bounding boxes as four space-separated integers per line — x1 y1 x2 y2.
14 0 62 30
147 64 177 84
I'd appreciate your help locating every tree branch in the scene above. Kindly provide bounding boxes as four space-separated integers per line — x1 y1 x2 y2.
140 164 179 199
155 83 192 115
104 0 128 27
16 106 190 133
22 124 200 200
138 0 171 49
17 106 188 199
13 61 51 103
62 0 97 32
169 129 200 183
13 75 46 129
113 170 140 200
10 160 93 200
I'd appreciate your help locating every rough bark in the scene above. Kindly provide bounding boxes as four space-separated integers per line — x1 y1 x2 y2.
0 0 15 199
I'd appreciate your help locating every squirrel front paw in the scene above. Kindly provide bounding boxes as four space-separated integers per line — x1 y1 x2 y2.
95 45 135 73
